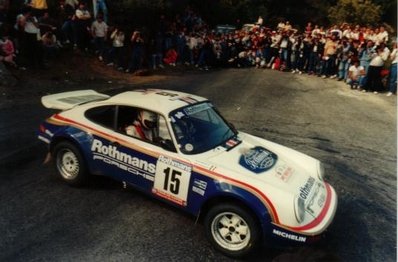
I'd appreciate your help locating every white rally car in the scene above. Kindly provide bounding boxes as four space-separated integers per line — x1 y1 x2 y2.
37 89 337 257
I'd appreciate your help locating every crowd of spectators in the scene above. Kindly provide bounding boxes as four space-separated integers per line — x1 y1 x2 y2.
0 1 396 96
148 16 396 96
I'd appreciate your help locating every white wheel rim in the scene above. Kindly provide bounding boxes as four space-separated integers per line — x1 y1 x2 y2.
211 211 251 251
57 149 80 180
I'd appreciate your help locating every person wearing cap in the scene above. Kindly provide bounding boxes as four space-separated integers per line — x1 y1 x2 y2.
126 110 158 141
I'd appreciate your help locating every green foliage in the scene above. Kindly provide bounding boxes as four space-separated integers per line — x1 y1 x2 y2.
328 0 382 25
188 0 270 25
373 0 397 28
103 0 393 33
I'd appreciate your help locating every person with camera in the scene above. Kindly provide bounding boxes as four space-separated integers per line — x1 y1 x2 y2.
73 2 91 51
22 9 43 68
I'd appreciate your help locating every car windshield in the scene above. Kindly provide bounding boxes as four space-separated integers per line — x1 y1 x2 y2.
170 102 236 154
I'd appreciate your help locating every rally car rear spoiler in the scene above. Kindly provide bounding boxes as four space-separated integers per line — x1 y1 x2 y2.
41 90 110 110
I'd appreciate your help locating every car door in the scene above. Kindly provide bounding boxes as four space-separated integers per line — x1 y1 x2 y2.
82 104 158 186
113 105 194 208
84 104 136 182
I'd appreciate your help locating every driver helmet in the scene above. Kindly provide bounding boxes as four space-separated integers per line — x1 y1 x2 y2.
139 110 157 129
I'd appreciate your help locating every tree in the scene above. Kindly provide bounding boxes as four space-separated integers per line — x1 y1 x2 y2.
373 0 397 27
328 0 382 25
103 0 393 32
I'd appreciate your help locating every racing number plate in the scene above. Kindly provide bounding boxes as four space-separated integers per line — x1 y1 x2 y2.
153 156 192 206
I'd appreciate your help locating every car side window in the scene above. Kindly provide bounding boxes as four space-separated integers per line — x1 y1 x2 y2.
85 106 116 129
116 106 139 132
116 106 175 151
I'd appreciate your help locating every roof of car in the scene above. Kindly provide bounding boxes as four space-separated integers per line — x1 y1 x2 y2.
106 89 208 114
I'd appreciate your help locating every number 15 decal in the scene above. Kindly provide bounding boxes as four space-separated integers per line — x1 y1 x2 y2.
153 156 192 206
163 167 181 194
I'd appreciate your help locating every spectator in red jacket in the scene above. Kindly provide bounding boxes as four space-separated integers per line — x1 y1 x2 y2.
163 47 177 66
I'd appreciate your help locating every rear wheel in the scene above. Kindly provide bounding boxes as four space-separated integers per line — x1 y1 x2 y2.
53 141 88 186
204 203 260 257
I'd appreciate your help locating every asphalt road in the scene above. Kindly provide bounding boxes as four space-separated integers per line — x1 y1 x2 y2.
0 67 396 261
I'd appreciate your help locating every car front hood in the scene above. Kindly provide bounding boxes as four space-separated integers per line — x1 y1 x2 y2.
202 132 334 229
203 132 320 194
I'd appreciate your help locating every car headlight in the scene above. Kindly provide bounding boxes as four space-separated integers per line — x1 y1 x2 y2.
317 161 325 181
294 196 305 223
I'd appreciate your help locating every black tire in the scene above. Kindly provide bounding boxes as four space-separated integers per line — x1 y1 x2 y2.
204 203 260 258
53 141 88 187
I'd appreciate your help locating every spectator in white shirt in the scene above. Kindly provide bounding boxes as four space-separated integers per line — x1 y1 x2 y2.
376 26 388 45
91 14 107 61
364 45 388 93
347 60 365 89
107 27 125 70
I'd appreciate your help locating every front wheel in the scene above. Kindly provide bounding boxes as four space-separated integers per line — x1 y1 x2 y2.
204 203 260 258
53 141 88 186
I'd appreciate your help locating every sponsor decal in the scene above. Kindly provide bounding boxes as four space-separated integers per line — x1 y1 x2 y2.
135 89 160 95
183 103 212 116
297 177 327 217
275 164 294 182
156 91 179 97
223 137 241 150
158 155 192 173
192 178 207 196
177 96 199 104
151 188 187 206
272 229 307 243
299 177 315 201
91 139 156 180
226 139 238 147
239 146 278 173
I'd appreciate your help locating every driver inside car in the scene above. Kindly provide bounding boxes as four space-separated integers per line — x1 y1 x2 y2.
125 110 157 142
